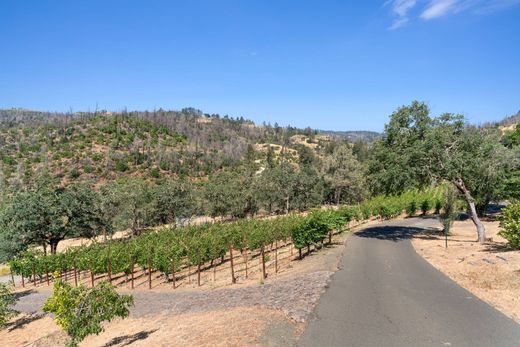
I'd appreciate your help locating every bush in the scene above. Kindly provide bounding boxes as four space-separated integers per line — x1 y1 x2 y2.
0 282 18 327
407 200 417 216
420 199 431 215
499 203 520 249
43 279 134 347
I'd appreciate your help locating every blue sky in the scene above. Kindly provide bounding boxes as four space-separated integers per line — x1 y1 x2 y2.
0 1 519 131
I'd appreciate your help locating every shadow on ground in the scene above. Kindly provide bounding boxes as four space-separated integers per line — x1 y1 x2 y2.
13 289 36 300
355 225 440 242
103 329 158 347
6 313 45 332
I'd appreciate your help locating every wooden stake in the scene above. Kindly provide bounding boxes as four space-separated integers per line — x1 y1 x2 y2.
229 244 236 284
148 257 152 290
10 270 15 288
275 240 278 273
197 246 201 287
329 231 332 244
32 263 36 287
21 275 25 288
172 257 176 289
107 255 112 283
244 248 248 279
131 256 135 289
261 241 266 279
74 260 78 287
90 261 94 288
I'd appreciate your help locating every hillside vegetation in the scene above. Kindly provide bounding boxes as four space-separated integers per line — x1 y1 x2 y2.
0 102 518 262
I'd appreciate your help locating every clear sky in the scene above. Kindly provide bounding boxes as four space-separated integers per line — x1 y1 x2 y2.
0 1 519 131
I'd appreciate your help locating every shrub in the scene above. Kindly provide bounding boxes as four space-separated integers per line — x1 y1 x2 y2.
499 203 520 249
115 160 129 172
43 279 134 347
0 282 18 328
420 199 431 216
407 200 417 216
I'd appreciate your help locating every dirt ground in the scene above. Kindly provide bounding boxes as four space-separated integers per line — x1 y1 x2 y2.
412 218 520 323
1 220 377 347
3 308 300 347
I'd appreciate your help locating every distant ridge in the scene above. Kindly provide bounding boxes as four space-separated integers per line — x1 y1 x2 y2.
318 130 381 143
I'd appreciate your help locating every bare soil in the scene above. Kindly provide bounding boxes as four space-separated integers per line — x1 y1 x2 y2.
412 218 520 323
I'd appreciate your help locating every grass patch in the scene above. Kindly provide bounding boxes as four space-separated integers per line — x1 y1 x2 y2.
0 264 11 276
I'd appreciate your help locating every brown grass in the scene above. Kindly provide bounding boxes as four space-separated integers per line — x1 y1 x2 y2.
412 219 520 323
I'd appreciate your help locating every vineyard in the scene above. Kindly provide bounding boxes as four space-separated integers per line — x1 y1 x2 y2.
9 189 443 290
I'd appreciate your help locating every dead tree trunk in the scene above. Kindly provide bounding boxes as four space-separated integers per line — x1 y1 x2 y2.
453 177 486 242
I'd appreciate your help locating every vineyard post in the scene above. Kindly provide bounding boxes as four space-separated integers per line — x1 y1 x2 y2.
172 257 175 289
307 244 310 256
329 230 332 244
131 256 135 289
148 256 152 290
10 269 15 288
197 246 201 287
32 263 36 287
90 260 94 288
45 264 49 286
299 248 302 260
275 240 278 273
107 254 112 284
244 238 248 279
229 244 236 284
74 260 78 287
261 241 266 280
213 258 216 281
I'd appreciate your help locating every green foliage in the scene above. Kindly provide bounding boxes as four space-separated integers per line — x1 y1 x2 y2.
43 279 134 347
439 187 461 235
407 200 418 216
499 203 520 249
0 282 18 328
0 182 110 260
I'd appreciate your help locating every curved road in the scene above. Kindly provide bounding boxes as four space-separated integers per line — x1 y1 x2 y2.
298 217 520 347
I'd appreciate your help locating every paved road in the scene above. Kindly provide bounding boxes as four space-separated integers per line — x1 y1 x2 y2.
299 217 520 347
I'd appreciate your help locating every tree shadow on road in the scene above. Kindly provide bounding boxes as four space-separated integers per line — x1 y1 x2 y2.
355 226 440 242
13 289 36 300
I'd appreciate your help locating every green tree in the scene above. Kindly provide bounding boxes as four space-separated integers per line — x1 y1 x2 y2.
368 101 513 242
323 144 366 205
0 182 109 259
499 203 520 249
151 179 195 225
43 279 134 347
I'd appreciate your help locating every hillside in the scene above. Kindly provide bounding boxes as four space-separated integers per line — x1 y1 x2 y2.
0 108 362 188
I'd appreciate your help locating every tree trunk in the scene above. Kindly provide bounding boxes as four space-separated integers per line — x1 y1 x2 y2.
50 241 59 255
453 177 486 242
335 187 342 206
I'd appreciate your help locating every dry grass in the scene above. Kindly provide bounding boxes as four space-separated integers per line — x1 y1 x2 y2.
412 219 520 323
0 264 11 276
